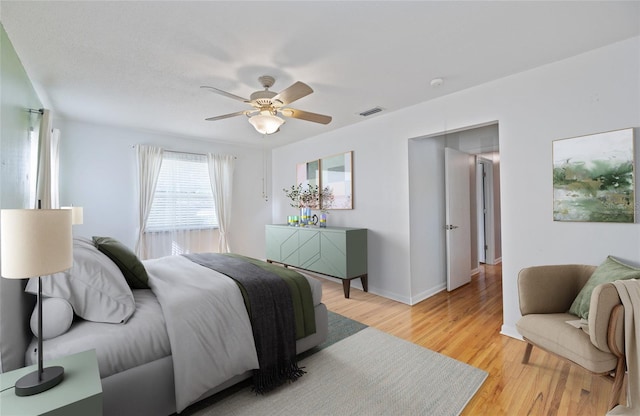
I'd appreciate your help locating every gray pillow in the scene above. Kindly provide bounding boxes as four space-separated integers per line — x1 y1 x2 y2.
26 237 135 324
30 297 74 340
569 256 640 319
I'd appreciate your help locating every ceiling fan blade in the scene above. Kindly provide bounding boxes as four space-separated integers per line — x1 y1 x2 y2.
205 110 248 121
200 86 249 103
272 82 313 106
280 108 332 125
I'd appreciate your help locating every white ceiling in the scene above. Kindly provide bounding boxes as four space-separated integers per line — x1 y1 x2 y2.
2 1 639 148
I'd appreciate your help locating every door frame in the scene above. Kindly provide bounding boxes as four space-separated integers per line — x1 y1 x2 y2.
476 156 496 265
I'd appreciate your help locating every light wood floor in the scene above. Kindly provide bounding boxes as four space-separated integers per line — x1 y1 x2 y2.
318 264 615 415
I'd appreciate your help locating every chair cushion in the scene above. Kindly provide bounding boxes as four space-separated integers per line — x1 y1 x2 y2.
516 313 618 374
569 256 640 319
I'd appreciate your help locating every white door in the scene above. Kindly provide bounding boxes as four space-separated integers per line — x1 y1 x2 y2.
476 161 487 264
445 148 472 291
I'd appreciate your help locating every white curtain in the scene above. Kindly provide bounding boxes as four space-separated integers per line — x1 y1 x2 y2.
135 145 163 258
35 110 60 209
143 229 219 260
207 154 235 253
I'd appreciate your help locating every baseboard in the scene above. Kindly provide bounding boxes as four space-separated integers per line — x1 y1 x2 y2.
410 284 446 305
298 271 413 305
500 324 523 340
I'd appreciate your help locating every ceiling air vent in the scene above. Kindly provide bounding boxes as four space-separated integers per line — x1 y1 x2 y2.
358 106 383 117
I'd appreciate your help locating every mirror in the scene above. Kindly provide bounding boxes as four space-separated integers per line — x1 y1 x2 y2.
295 159 320 209
296 159 319 189
321 151 353 209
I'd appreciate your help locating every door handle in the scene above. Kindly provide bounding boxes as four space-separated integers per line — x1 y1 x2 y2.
445 225 459 230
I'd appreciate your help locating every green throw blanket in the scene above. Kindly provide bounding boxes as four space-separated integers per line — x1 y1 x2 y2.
224 253 316 339
183 253 316 393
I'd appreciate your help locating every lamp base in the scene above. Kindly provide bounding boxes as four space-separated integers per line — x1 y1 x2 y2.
14 366 64 396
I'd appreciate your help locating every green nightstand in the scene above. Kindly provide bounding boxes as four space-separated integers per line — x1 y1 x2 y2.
0 349 102 416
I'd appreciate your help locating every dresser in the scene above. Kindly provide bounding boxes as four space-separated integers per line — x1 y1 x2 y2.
265 225 367 298
0 349 102 416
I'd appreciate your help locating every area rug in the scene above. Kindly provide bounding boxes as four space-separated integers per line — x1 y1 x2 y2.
298 310 368 358
190 326 488 416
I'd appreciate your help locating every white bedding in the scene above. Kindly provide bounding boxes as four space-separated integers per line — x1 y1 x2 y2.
27 255 323 414
27 290 170 377
144 255 260 413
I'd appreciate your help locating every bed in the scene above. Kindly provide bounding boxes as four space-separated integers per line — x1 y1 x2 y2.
2 237 328 416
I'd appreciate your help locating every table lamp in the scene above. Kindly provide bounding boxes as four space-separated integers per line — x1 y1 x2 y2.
0 209 72 396
61 206 83 225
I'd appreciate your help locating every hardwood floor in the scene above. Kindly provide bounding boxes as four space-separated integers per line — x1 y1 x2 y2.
318 264 615 415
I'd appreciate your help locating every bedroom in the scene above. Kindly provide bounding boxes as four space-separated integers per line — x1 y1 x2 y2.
1 1 640 415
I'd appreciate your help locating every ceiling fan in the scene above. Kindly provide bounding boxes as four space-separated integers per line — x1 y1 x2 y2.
201 75 332 135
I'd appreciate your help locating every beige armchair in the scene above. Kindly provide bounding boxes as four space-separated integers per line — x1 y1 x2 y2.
516 264 625 410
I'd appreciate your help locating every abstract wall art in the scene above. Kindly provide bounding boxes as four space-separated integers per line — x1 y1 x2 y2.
553 128 635 223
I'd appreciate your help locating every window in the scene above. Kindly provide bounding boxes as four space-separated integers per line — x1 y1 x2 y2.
145 151 218 232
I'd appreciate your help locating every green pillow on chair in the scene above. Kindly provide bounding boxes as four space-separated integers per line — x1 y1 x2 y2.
569 256 640 319
93 236 150 289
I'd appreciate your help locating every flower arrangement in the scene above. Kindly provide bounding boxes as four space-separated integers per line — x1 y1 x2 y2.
283 184 334 212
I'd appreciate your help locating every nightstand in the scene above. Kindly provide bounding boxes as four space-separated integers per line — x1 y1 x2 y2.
0 349 102 416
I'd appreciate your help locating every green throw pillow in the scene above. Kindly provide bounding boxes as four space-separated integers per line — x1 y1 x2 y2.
93 236 149 289
569 256 640 319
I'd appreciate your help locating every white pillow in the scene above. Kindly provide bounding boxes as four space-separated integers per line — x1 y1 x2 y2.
26 237 135 324
30 297 74 340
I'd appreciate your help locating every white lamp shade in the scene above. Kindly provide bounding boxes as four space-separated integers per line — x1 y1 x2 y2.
249 114 285 135
1 209 73 279
61 206 84 225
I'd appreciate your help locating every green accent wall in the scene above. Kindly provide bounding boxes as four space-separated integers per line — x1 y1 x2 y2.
1 22 41 210
0 23 42 372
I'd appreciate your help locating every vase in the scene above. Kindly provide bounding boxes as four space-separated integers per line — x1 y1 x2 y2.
319 213 327 228
300 207 311 226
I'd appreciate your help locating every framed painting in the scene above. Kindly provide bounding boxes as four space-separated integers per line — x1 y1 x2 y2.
552 128 635 223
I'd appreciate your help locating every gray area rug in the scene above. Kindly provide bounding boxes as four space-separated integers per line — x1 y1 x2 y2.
298 310 368 359
190 326 487 416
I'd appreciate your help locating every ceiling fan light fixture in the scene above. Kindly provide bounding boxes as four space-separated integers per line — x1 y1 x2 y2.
249 114 285 135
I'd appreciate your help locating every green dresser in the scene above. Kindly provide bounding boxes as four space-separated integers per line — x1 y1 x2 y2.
0 349 102 416
266 225 367 298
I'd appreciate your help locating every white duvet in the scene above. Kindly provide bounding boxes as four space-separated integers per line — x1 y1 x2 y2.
144 255 259 413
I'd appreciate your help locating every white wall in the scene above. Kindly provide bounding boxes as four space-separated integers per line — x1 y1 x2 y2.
408 136 447 301
57 120 272 260
272 36 640 337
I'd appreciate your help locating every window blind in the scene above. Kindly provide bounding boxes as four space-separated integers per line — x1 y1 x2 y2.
145 151 218 232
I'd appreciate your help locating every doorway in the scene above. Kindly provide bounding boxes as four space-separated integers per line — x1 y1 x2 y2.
476 155 499 266
408 122 501 302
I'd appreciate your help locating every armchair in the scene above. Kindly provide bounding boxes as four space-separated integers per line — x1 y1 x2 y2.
516 264 625 410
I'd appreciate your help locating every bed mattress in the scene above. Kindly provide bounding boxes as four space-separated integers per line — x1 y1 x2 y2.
26 273 323 378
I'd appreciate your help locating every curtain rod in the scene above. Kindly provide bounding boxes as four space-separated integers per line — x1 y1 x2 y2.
27 108 44 114
130 145 236 159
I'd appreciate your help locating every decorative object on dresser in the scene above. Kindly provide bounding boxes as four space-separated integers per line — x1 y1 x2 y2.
266 225 367 298
0 209 73 396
